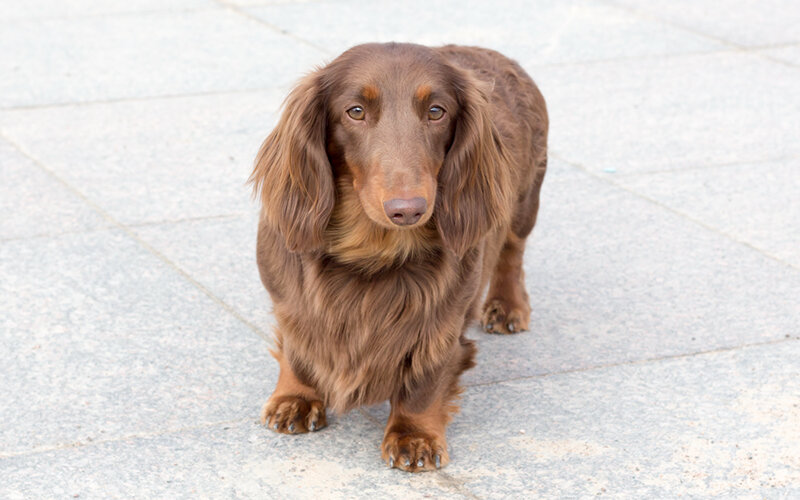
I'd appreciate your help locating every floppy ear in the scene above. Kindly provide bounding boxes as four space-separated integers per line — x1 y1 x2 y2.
435 71 513 256
249 72 334 253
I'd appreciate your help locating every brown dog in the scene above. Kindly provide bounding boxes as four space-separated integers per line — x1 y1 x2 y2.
250 43 547 472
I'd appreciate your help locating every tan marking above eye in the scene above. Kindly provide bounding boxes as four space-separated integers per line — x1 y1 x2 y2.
415 84 432 102
347 106 365 120
362 85 380 101
428 106 445 121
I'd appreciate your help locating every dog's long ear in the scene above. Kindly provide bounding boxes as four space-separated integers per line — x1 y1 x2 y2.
249 72 334 253
435 70 513 257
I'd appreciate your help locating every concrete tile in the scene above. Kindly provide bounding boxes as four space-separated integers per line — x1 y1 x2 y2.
0 417 469 499
0 0 214 21
544 157 586 182
0 90 282 225
609 0 800 47
0 230 272 455
459 173 800 385
131 213 274 332
0 9 325 107
761 44 800 66
615 159 800 269
0 138 108 240
247 0 725 66
537 52 800 174
445 340 800 497
226 0 321 6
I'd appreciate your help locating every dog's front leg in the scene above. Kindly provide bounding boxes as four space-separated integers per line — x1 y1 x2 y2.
381 394 452 472
260 349 327 434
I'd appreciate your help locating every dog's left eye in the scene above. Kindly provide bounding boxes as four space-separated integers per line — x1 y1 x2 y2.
428 106 445 121
347 106 365 120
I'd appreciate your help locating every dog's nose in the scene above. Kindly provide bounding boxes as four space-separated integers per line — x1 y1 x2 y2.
383 197 427 226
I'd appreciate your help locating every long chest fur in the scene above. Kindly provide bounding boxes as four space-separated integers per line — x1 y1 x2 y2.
268 243 482 413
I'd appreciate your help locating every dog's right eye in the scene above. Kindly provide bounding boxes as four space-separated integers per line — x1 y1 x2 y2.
346 106 365 120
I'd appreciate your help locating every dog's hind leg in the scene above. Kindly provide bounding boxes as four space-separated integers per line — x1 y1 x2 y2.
480 161 545 334
261 349 327 434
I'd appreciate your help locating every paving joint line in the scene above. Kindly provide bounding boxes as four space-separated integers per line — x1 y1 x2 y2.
528 46 740 69
0 417 253 460
0 225 115 244
433 473 484 500
0 214 250 244
213 0 333 56
126 212 249 228
0 131 274 346
550 151 800 272
465 336 799 389
591 154 800 178
755 52 800 69
357 408 382 427
0 86 282 112
600 0 800 70
0 5 219 23
599 0 746 51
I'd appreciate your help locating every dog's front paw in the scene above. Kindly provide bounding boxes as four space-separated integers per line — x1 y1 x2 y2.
481 298 530 334
260 395 327 434
382 428 448 472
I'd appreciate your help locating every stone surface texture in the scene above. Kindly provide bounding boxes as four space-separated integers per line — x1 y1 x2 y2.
1 0 798 498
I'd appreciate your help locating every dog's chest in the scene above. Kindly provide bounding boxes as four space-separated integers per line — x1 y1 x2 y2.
281 252 480 409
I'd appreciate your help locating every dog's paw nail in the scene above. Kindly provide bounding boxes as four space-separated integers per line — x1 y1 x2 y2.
310 422 317 432
288 423 295 433
435 455 441 468
389 458 395 468
485 322 494 332
417 459 424 468
507 322 515 332
404 458 410 467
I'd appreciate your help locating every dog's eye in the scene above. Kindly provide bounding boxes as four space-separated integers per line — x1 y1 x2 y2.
428 106 445 121
347 106 365 120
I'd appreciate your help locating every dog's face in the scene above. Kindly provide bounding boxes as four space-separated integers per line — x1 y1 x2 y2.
251 43 512 257
325 51 458 229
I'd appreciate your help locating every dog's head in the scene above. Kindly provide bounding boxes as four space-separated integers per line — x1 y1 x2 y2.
250 43 511 257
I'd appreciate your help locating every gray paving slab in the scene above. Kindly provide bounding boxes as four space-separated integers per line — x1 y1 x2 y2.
1 0 799 497
608 0 800 47
6 339 795 499
0 8 325 108
247 0 726 66
131 213 275 333
761 44 800 67
0 415 470 500
458 173 800 386
354 341 800 498
0 229 272 456
0 0 215 21
615 158 800 270
536 51 800 174
0 137 109 240
445 339 800 498
0 91 280 225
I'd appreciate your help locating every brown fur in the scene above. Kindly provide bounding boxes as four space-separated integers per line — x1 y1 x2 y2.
250 43 548 471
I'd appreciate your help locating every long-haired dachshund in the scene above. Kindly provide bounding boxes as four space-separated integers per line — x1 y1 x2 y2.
250 43 547 472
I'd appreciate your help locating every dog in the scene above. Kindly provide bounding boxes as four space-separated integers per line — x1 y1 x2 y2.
250 42 547 472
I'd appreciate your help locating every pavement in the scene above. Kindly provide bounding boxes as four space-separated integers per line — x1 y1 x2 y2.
1 0 799 498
